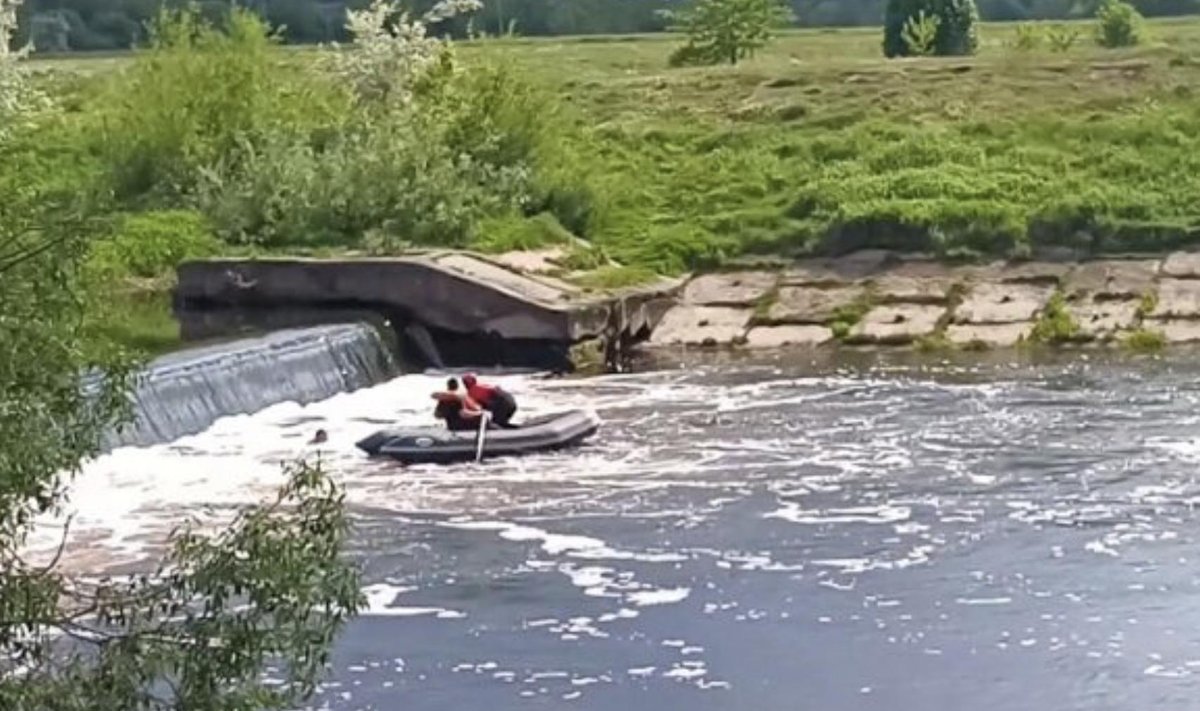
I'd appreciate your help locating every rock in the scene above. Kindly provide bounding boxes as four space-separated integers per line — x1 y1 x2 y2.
1063 260 1159 299
744 325 831 348
1069 299 1139 336
1162 251 1200 279
995 261 1070 285
945 323 1031 347
782 250 897 285
1151 279 1200 319
683 271 778 306
492 246 569 275
850 304 944 344
869 274 956 305
647 305 751 347
765 286 864 324
953 282 1053 324
1145 319 1200 343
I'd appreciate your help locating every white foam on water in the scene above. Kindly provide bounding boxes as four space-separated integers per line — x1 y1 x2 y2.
627 587 691 607
765 503 912 525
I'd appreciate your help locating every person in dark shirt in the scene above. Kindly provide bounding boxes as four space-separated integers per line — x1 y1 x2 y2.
431 377 486 431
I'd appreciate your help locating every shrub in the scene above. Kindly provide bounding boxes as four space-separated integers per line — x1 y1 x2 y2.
901 11 941 56
664 0 794 67
1009 21 1041 51
1095 0 1144 48
1047 24 1081 52
1122 327 1166 352
92 7 348 203
883 0 979 58
85 210 222 281
1029 291 1083 344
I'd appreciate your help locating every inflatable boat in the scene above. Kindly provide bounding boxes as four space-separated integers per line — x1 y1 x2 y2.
355 409 601 464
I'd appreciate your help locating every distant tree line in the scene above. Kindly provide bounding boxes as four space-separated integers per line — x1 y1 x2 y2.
9 0 1200 52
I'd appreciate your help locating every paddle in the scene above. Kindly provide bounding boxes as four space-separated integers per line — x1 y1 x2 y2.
474 411 491 463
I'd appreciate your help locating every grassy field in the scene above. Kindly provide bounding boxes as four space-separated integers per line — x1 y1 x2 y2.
458 19 1200 268
21 17 1200 352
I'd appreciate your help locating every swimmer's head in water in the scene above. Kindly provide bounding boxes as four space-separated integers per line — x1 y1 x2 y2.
446 377 459 391
462 373 478 387
310 429 328 444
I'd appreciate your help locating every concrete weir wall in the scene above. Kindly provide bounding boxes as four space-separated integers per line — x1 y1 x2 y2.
175 252 680 371
647 249 1200 350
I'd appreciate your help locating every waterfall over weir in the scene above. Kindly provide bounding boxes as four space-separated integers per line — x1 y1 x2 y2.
93 323 399 450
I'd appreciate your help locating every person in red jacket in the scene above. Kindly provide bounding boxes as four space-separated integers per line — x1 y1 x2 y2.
462 373 519 429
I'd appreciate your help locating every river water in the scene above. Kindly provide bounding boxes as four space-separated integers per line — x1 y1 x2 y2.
36 350 1200 710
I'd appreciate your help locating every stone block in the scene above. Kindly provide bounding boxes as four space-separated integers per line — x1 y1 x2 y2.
1069 298 1139 336
743 325 832 348
1152 279 1200 319
1146 319 1200 343
1162 251 1200 279
648 305 751 347
953 282 1054 324
945 323 1031 347
766 286 864 324
1063 260 1159 299
869 274 956 305
850 304 945 344
683 271 778 306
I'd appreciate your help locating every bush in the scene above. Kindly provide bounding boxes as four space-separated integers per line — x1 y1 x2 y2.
1009 21 1041 51
1095 0 1144 48
85 210 222 281
665 0 794 67
92 7 348 203
883 0 979 57
901 10 941 56
1047 24 1081 51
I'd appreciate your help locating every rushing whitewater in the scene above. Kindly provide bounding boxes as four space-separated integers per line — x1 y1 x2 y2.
35 352 1200 710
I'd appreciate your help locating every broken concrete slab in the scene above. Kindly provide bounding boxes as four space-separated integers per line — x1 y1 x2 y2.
744 325 831 348
647 305 751 347
683 271 778 306
1069 298 1139 336
953 282 1054 324
1145 319 1200 343
850 304 945 344
1152 279 1200 319
765 286 864 324
491 246 570 275
1063 259 1159 300
1161 251 1200 279
945 322 1031 347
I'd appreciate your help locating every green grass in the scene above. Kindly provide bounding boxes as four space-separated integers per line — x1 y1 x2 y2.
1122 325 1167 351
23 18 1200 352
1029 290 1085 344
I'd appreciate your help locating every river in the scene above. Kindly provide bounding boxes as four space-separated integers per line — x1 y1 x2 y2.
35 350 1200 710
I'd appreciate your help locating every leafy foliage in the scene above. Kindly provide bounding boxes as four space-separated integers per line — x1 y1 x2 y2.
1029 290 1082 344
1009 21 1041 50
665 0 794 66
1094 0 1144 47
1046 24 1080 51
901 10 942 55
884 0 980 57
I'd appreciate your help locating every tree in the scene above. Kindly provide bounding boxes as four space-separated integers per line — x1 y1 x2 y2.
883 0 979 57
0 2 363 706
1094 0 1144 47
665 0 794 67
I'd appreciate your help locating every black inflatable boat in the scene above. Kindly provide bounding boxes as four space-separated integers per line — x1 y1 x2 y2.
355 409 601 464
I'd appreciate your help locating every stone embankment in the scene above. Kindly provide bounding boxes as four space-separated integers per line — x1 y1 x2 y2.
649 250 1200 350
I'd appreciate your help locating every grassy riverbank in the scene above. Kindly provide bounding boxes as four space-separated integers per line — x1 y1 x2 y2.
16 16 1200 354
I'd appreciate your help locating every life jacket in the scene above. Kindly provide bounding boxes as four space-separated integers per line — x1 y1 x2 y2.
466 382 499 405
